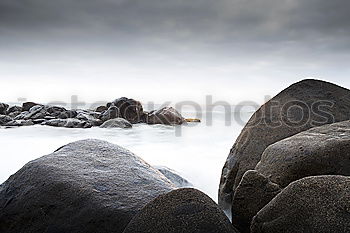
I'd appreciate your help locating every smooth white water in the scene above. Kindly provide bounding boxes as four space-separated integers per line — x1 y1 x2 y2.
0 109 252 202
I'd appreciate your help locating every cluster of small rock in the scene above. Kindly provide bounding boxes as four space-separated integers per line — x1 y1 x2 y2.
219 79 350 233
0 97 186 129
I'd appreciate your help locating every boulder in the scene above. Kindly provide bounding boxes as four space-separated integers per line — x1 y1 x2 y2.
100 118 132 129
155 166 193 188
42 118 92 128
231 170 281 233
6 106 22 114
111 97 144 124
57 110 78 119
0 103 9 115
219 79 350 212
99 106 120 122
0 139 175 233
146 107 186 125
231 120 350 232
4 120 34 127
22 102 40 111
0 115 13 125
96 105 108 112
76 111 102 126
46 106 67 117
122 188 239 233
251 175 350 233
24 105 47 120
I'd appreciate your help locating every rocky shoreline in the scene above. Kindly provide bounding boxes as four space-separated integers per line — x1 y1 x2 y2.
0 79 350 233
0 97 188 129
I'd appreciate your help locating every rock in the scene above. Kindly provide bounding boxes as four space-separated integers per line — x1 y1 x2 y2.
32 119 46 124
42 118 92 128
231 170 281 233
76 111 102 126
46 106 67 117
0 103 9 115
251 175 350 233
111 97 144 124
99 106 120 122
186 118 201 123
24 105 47 120
4 120 34 127
7 111 21 118
256 120 350 187
6 106 22 114
155 166 193 188
0 139 175 233
22 102 40 111
100 118 132 129
0 115 13 125
96 105 108 112
146 107 186 125
122 188 239 233
57 110 78 119
219 79 350 212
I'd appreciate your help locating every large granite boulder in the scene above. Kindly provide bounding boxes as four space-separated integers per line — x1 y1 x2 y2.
146 107 186 125
219 79 350 212
110 97 144 124
122 188 239 233
0 139 175 233
231 170 281 233
0 103 9 115
100 118 132 129
251 175 350 233
231 120 350 232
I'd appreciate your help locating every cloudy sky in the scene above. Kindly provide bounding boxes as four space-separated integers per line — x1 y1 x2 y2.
0 0 349 105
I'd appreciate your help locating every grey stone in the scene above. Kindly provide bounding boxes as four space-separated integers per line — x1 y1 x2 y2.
100 118 132 128
219 79 350 212
146 107 185 125
251 175 350 233
122 188 239 233
155 166 193 188
0 139 175 233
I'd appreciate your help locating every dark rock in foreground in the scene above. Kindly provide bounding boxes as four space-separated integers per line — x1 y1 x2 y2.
100 118 132 128
219 79 350 213
231 120 350 232
123 188 239 233
0 139 175 233
251 176 350 233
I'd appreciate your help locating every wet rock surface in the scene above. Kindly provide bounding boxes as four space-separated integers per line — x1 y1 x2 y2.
0 139 176 233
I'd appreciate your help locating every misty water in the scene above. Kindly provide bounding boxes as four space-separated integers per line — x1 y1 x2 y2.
0 107 252 202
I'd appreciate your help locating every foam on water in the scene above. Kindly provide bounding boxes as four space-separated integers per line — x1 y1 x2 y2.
0 110 251 202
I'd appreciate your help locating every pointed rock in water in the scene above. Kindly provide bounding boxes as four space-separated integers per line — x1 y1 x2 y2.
146 107 186 125
219 79 350 213
122 188 239 233
251 176 350 233
100 118 132 128
0 139 176 233
155 166 193 188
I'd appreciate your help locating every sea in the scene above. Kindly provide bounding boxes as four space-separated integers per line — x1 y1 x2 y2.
0 104 253 202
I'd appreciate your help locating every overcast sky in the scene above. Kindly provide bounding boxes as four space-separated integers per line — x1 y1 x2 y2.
0 0 349 105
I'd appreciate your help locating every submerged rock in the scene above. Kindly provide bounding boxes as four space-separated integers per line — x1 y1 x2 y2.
100 118 132 128
0 139 175 233
251 176 350 233
219 79 350 213
123 188 239 233
146 107 186 125
155 166 193 188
